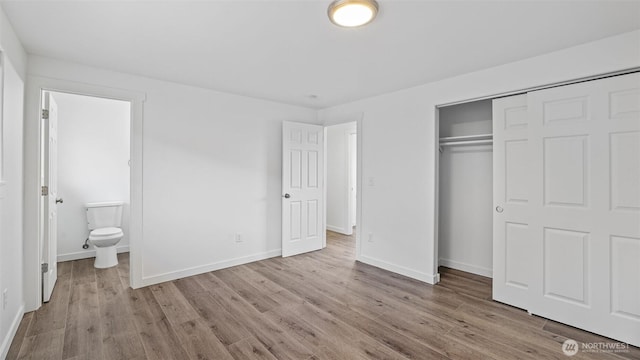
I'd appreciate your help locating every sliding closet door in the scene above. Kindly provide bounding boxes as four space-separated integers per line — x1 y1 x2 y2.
492 94 532 310
527 73 640 347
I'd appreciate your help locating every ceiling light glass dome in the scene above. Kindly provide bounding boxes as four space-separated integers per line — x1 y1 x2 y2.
328 0 379 28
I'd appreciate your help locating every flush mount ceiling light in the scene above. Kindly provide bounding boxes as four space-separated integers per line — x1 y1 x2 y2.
328 0 379 28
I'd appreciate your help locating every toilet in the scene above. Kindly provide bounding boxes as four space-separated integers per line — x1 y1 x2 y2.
86 201 124 268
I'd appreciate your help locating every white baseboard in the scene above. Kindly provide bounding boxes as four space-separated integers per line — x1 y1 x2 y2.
0 303 24 360
138 249 282 288
58 245 130 262
439 258 493 278
358 255 438 285
326 225 352 235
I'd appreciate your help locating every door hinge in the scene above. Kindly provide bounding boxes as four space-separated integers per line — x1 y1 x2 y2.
41 185 49 196
42 109 49 120
41 263 49 273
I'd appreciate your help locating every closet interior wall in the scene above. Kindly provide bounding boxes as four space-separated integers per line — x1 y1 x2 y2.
438 99 493 278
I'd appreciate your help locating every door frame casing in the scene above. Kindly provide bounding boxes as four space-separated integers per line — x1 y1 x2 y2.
348 129 358 229
24 76 145 311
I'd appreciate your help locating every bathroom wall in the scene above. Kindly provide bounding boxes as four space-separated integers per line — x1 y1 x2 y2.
53 91 131 261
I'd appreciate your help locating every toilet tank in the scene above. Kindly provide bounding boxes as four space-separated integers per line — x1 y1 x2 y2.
86 201 124 230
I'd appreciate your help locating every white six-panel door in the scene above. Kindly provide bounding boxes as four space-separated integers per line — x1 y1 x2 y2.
492 94 532 311
282 121 324 257
42 92 59 303
527 73 640 346
494 73 640 347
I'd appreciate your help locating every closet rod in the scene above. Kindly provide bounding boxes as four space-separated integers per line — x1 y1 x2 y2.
440 139 493 146
439 139 493 153
439 133 492 143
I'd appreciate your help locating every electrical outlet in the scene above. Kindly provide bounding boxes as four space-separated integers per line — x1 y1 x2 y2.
2 288 8 310
368 232 374 242
235 233 243 243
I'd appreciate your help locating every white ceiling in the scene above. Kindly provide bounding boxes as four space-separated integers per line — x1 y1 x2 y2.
2 1 639 108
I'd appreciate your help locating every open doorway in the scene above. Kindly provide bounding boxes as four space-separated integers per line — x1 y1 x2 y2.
39 90 131 301
24 76 143 311
326 122 357 236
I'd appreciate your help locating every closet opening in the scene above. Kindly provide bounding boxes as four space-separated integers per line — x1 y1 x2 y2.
432 72 640 346
436 99 494 286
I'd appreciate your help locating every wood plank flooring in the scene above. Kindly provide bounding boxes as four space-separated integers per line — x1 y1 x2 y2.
7 231 640 360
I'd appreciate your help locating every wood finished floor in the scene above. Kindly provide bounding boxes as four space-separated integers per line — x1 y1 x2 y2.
7 231 640 360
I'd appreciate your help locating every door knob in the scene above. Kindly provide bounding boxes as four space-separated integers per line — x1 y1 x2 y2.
283 193 291 199
496 206 503 213
56 198 64 204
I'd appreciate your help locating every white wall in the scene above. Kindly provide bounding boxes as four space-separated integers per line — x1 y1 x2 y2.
438 100 493 277
326 122 356 235
23 56 318 310
0 5 27 359
53 92 131 261
319 30 640 284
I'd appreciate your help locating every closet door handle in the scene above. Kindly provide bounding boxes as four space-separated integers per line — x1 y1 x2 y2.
496 206 503 213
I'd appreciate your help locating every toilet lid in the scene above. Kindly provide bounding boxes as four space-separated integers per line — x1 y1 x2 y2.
90 227 123 237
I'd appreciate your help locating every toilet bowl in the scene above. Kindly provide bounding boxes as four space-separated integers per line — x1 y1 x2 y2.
89 227 123 268
86 201 124 269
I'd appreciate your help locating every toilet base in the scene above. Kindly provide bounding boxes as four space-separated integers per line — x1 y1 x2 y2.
94 245 118 268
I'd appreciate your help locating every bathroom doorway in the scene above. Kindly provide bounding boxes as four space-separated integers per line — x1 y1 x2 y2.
39 90 131 301
326 122 357 237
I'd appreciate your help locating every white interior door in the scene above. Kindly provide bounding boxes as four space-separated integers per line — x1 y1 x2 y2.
527 73 640 347
492 94 532 311
42 92 59 303
282 121 324 257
